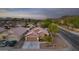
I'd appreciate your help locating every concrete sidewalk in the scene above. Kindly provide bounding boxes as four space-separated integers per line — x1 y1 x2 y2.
58 33 76 51
58 26 79 36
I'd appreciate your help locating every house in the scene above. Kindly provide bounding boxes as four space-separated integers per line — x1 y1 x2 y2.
27 24 35 28
22 27 49 49
7 27 28 41
0 27 6 32
0 27 28 41
25 27 49 41
0 32 8 40
0 30 19 41
7 30 19 41
25 31 39 41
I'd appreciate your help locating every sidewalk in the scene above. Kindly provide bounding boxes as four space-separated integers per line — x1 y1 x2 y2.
58 26 79 36
57 33 76 51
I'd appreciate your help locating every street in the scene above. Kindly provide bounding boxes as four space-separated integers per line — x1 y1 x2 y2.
59 28 79 50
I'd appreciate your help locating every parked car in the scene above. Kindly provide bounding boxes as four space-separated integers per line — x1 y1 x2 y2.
0 40 17 47
0 40 7 47
7 40 17 47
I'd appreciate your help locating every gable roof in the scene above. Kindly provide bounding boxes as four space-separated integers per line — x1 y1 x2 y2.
25 27 49 37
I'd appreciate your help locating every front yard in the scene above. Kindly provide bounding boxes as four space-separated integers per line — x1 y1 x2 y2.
40 34 68 49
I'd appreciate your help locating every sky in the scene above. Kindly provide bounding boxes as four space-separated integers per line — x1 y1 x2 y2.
0 8 79 19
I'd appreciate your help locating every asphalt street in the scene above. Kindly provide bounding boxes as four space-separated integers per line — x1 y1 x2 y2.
60 28 79 50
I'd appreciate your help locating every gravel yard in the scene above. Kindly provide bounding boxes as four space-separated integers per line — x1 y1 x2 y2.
40 35 68 49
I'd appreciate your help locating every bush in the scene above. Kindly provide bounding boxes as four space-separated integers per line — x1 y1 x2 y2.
40 35 52 43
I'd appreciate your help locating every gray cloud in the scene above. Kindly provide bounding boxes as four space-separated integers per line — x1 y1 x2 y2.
0 8 79 19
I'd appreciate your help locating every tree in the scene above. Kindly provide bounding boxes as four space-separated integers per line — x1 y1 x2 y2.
48 23 59 36
25 21 28 27
60 16 79 28
72 19 79 28
40 18 53 28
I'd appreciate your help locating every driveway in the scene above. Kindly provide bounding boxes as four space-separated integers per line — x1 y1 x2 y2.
22 41 40 49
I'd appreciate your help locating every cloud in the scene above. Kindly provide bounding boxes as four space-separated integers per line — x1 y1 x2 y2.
0 8 79 19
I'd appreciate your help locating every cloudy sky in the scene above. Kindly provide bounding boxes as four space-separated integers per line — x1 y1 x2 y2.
0 8 79 19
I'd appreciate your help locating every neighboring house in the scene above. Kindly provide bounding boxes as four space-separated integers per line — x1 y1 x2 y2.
0 27 6 32
0 30 19 41
25 27 49 41
0 27 28 41
7 30 19 41
0 27 8 40
0 32 8 40
27 24 35 28
8 27 28 36
16 23 25 27
7 27 28 41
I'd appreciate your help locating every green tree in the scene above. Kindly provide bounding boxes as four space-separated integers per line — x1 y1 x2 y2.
48 23 59 36
62 16 79 28
40 18 52 28
72 19 79 28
